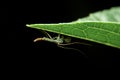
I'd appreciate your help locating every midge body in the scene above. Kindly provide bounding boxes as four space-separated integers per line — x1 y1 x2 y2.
34 34 63 44
34 34 71 45
34 30 71 44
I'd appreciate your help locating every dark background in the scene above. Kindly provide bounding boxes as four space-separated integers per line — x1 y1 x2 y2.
9 0 120 68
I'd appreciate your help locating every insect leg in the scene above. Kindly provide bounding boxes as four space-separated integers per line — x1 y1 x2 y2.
58 42 92 46
57 44 87 58
40 30 52 39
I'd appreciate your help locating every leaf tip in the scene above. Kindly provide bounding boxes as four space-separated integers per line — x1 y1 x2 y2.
26 24 31 27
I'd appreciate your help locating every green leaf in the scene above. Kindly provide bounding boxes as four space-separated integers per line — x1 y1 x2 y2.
75 7 120 22
27 7 120 48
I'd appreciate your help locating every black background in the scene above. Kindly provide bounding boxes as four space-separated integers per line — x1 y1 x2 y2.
8 0 120 68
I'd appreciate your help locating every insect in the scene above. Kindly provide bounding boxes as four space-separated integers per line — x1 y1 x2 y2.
34 31 71 44
33 30 90 57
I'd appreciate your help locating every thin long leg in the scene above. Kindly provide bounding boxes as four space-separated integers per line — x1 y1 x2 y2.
57 34 61 40
57 45 88 58
40 30 52 39
58 42 92 46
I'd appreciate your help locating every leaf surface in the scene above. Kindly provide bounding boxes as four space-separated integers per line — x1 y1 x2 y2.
27 7 120 48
